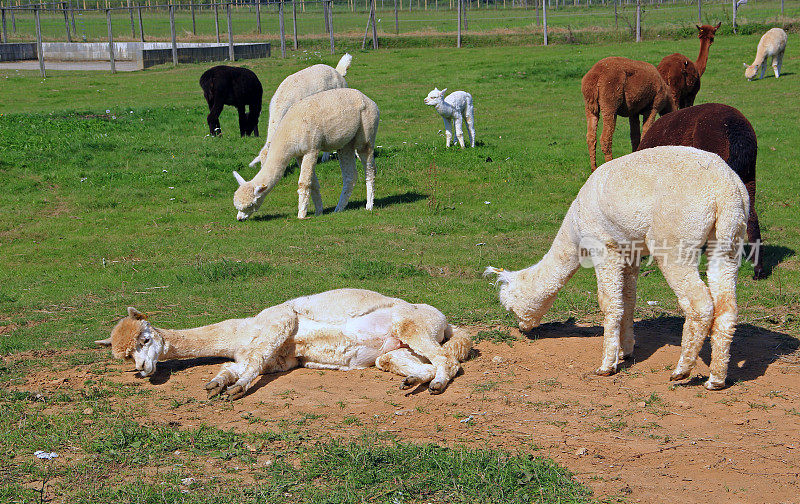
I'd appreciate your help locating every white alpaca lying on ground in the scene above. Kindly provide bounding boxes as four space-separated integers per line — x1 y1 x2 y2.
744 28 787 80
485 146 748 390
96 289 472 399
424 87 476 148
234 88 379 220
251 53 353 166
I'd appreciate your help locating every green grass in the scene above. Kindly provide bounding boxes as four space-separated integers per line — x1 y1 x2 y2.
1 26 800 502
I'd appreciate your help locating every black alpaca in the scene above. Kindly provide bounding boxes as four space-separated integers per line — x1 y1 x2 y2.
199 66 263 137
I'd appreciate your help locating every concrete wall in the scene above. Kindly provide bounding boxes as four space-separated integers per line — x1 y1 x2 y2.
0 43 37 62
141 43 270 69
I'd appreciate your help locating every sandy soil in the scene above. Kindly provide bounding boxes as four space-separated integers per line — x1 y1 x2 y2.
19 318 800 504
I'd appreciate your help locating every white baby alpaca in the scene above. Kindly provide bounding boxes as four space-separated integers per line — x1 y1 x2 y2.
234 88 379 220
486 147 749 391
97 289 472 399
424 88 476 148
744 28 787 80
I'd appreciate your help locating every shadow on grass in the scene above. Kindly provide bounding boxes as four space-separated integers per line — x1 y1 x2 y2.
758 244 795 279
527 315 799 386
334 190 427 213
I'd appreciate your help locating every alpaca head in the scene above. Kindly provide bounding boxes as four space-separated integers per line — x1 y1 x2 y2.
696 22 721 43
424 87 447 106
233 170 269 221
96 307 164 378
743 63 759 80
484 266 557 332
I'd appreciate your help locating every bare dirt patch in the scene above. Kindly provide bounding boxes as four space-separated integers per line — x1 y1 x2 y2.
17 319 800 504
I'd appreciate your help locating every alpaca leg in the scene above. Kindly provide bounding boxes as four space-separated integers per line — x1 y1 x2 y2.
454 114 466 149
297 152 319 219
640 108 660 145
760 62 766 80
465 108 476 148
205 361 246 398
628 115 642 152
207 101 224 136
357 144 377 210
657 259 714 381
236 105 248 137
585 109 599 171
599 110 617 164
392 305 460 394
443 117 453 147
334 146 357 212
310 170 323 216
774 53 782 78
704 242 740 390
594 251 625 375
376 348 436 389
620 263 640 360
225 353 300 400
745 179 764 279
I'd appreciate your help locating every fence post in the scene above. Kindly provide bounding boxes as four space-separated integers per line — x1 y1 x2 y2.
327 0 334 54
278 0 286 57
292 0 297 49
128 2 135 38
11 5 15 34
35 8 46 78
170 4 178 65
635 0 641 41
214 0 220 43
1 9 6 44
255 0 260 34
614 0 617 28
731 0 736 34
370 0 377 49
456 0 461 47
697 0 700 23
462 0 467 30
138 4 144 42
394 0 398 34
543 0 547 45
191 1 196 35
70 0 76 33
62 2 72 42
106 8 116 74
323 0 330 34
227 2 234 60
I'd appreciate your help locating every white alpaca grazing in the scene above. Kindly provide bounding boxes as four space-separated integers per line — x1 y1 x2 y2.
744 28 787 80
424 88 476 148
485 146 749 390
96 289 472 399
233 88 379 220
251 53 353 166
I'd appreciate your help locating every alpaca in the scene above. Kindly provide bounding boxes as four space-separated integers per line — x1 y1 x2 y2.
199 65 263 137
96 289 473 399
637 103 764 279
251 53 353 165
234 88 379 220
744 28 788 80
657 23 720 109
485 146 749 390
424 88 476 148
581 57 676 171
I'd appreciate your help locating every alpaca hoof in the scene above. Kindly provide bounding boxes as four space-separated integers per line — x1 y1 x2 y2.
226 385 245 400
595 367 615 377
401 376 420 390
753 267 766 280
205 381 223 398
670 370 691 381
428 381 447 394
704 378 727 390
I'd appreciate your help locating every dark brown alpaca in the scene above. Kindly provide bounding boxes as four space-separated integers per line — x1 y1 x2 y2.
581 56 676 171
657 23 721 109
637 103 765 279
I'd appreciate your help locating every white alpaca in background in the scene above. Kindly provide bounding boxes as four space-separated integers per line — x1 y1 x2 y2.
744 28 787 80
424 88 476 148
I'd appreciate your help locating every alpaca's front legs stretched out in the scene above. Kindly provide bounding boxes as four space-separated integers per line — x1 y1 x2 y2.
297 151 321 219
594 251 626 375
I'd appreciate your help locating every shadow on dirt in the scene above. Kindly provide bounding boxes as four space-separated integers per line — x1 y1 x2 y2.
528 316 799 385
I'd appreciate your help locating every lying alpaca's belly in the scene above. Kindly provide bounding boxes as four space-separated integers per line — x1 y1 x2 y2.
293 308 403 370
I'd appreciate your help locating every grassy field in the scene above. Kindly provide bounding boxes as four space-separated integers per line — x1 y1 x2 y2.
3 0 798 45
1 28 799 502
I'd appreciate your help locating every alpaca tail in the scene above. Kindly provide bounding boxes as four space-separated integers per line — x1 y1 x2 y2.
335 53 353 77
443 326 472 363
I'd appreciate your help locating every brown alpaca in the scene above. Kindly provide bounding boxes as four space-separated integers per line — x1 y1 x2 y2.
582 56 676 171
657 23 721 109
637 103 765 279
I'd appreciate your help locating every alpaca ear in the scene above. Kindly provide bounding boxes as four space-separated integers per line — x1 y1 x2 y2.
715 22 721 29
127 307 146 320
742 63 748 68
441 88 447 95
254 184 268 197
696 24 701 31
95 337 112 346
233 170 246 186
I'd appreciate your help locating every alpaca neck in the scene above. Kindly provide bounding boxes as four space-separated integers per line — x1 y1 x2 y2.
252 149 294 196
435 100 456 119
529 221 582 299
695 39 712 76
156 318 247 361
